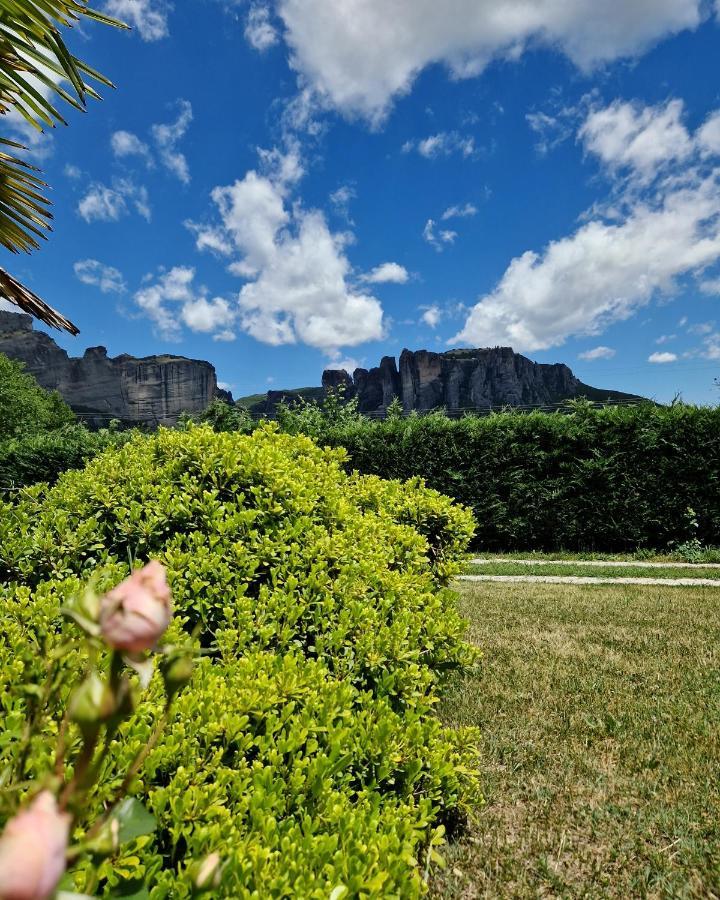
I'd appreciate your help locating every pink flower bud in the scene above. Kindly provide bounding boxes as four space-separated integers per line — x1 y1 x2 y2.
99 561 172 654
0 791 70 900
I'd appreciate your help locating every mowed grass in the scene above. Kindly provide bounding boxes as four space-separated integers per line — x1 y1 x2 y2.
465 561 720 580
467 549 720 564
433 582 720 898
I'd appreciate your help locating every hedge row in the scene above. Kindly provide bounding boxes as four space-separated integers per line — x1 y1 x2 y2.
0 425 478 896
279 402 720 552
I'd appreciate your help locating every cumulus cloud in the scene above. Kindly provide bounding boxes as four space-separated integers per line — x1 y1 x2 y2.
423 219 457 252
578 345 616 360
275 0 704 121
245 4 279 51
78 179 151 223
421 305 442 329
453 98 720 352
699 112 720 156
74 259 127 293
190 147 385 353
134 266 236 341
403 132 476 159
648 351 678 363
104 0 169 41
151 100 193 183
361 262 409 284
580 99 693 179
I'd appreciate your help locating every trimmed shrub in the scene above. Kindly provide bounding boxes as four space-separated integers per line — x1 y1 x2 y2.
278 402 720 552
0 425 128 489
0 424 478 896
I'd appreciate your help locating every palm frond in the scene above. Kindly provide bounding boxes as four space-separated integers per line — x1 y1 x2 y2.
0 265 78 333
0 0 126 331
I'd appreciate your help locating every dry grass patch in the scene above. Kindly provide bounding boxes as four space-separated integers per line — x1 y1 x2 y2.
434 582 720 898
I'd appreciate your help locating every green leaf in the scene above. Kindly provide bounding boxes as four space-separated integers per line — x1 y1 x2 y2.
109 798 157 844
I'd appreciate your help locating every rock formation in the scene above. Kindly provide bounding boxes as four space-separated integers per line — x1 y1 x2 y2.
319 347 638 414
0 311 223 425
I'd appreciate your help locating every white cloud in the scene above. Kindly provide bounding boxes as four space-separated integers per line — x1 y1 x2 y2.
700 277 720 295
578 345 616 360
245 4 279 51
111 130 153 166
698 111 720 156
78 178 151 223
329 184 356 222
421 305 442 329
702 332 720 358
275 0 704 121
134 266 195 340
361 262 409 284
74 259 127 293
104 0 169 41
687 321 714 335
181 296 235 333
655 334 676 344
442 203 477 220
453 172 720 352
404 132 476 159
192 148 385 353
648 351 678 363
580 99 693 179
213 329 237 342
151 100 193 183
326 355 361 373
454 98 720 353
64 164 82 180
527 107 580 155
423 218 457 252
134 266 236 341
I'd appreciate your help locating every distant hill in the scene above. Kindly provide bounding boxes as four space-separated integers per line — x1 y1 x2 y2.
247 346 643 416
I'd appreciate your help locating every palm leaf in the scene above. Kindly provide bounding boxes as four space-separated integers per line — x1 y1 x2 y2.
0 0 127 331
0 265 78 333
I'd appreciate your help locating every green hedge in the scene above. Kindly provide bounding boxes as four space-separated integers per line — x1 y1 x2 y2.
0 425 478 896
282 403 720 552
0 425 128 489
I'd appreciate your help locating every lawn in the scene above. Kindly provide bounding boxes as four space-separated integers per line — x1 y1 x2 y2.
434 580 720 898
465 561 720 580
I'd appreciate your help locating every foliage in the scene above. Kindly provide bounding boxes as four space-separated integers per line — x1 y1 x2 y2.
0 351 74 439
191 397 253 433
0 562 195 898
0 0 125 331
0 424 478 896
0 352 129 489
0 423 128 489
271 402 720 552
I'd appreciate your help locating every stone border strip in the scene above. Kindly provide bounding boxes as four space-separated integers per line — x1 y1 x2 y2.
459 575 720 587
470 558 720 569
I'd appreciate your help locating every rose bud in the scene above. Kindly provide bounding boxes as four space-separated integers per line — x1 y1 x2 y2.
99 561 172 654
0 791 70 900
189 852 223 894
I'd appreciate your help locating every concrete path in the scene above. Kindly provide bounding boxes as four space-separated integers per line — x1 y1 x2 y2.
460 574 720 587
470 558 720 569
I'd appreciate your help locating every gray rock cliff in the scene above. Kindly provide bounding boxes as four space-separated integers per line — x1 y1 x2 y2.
0 311 222 425
321 346 638 414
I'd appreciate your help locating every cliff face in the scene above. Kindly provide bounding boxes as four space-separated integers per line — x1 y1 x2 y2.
0 311 221 425
323 347 636 414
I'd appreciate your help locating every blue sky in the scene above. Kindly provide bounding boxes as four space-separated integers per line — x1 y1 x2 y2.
5 0 720 403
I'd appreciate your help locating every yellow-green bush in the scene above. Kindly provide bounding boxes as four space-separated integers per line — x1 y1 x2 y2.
0 424 478 896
